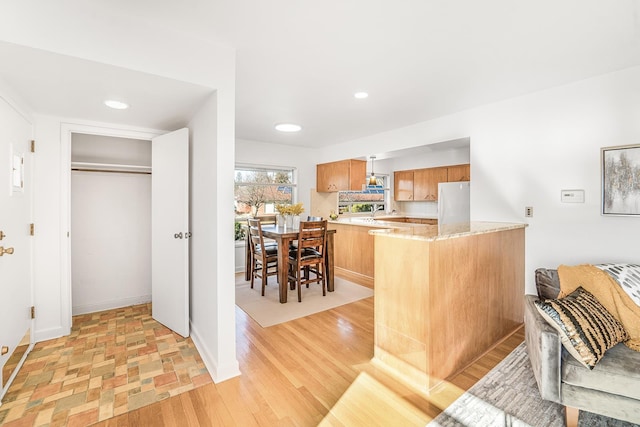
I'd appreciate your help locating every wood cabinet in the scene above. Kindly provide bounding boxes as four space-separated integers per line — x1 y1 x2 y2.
394 164 470 201
317 159 366 192
380 217 407 223
413 218 437 225
373 226 525 392
413 167 448 201
393 170 414 201
447 163 471 182
328 222 381 288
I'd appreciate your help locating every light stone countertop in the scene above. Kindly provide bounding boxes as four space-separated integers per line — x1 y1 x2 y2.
368 221 527 241
328 217 431 229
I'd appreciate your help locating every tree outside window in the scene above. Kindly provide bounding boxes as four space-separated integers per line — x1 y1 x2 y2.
234 166 295 239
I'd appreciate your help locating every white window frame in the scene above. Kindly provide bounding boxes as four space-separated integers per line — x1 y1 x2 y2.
234 163 298 217
338 174 389 214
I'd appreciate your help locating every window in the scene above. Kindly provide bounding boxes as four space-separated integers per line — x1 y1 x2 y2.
338 175 388 214
234 165 296 237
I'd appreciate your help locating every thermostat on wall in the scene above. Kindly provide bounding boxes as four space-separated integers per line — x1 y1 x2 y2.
561 189 585 203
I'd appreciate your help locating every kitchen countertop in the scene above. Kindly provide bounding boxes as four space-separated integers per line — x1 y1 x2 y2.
368 221 527 242
329 217 432 229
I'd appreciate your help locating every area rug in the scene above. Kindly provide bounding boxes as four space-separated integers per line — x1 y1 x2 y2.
235 275 373 327
429 343 636 427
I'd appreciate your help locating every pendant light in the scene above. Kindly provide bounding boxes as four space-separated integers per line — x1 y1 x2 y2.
368 155 377 186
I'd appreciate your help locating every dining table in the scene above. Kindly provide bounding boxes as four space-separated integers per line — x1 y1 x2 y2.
245 224 336 303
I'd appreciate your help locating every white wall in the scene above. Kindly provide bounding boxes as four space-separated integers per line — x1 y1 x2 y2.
189 93 240 382
320 66 640 294
72 134 152 165
71 170 151 315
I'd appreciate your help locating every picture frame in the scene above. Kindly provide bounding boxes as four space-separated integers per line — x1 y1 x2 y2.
601 144 640 216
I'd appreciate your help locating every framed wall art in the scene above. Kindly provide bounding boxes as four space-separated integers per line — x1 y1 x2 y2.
602 144 640 216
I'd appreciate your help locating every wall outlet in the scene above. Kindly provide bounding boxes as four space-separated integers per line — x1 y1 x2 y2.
525 206 533 217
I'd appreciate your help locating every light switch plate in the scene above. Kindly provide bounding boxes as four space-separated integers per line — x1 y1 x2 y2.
561 189 585 203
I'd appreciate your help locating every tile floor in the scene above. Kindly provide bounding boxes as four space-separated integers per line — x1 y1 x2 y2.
0 304 211 426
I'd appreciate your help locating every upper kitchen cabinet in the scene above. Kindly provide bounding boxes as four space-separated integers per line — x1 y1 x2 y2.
317 159 366 192
394 170 414 201
414 167 448 201
447 164 471 182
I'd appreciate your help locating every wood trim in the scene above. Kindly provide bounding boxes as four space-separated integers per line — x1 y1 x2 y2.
335 267 374 288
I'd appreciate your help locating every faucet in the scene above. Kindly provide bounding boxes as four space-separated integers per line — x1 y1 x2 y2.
371 205 385 217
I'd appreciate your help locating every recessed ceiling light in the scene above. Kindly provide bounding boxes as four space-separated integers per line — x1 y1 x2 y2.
354 92 369 99
275 123 302 132
104 100 129 110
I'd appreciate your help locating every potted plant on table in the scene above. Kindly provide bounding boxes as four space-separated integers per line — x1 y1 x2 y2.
275 203 304 228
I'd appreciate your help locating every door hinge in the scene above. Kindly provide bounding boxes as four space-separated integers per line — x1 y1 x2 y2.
29 223 35 236
31 306 35 319
30 140 35 153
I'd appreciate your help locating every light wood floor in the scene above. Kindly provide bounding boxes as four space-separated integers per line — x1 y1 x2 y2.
94 293 525 427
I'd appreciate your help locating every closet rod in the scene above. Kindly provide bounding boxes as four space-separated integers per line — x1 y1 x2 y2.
71 168 152 175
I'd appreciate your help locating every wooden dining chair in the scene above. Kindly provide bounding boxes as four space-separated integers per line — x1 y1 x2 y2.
247 218 278 296
290 216 323 279
303 216 324 279
287 220 327 302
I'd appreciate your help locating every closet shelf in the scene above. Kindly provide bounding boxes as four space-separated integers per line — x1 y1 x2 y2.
71 162 152 174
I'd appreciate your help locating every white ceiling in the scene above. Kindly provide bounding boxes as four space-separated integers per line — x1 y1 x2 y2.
0 42 214 131
1 1 640 149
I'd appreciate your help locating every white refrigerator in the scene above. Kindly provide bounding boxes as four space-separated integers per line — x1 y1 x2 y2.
437 181 470 225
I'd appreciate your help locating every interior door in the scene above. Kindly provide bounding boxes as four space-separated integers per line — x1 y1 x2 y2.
152 128 190 337
0 98 33 399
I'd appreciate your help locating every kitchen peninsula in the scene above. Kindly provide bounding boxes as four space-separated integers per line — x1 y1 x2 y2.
327 216 436 288
371 222 526 393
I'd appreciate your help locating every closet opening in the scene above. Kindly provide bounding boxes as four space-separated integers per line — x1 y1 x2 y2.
70 133 152 315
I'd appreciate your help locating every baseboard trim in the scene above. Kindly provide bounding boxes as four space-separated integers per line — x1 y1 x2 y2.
72 295 152 316
335 268 374 288
34 326 69 343
190 321 241 384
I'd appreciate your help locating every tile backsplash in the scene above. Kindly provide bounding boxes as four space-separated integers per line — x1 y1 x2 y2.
397 201 438 216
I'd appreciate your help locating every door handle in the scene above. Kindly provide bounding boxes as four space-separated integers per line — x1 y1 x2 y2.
0 246 14 256
0 230 5 240
174 232 183 239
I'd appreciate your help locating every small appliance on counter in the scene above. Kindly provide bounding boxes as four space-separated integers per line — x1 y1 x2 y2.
437 181 470 225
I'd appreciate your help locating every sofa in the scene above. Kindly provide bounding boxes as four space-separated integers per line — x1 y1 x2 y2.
524 268 640 424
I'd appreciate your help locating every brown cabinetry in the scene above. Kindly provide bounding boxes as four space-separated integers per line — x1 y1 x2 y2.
447 164 471 182
317 159 366 192
414 218 437 225
373 226 525 392
413 167 448 201
394 163 470 201
393 170 414 201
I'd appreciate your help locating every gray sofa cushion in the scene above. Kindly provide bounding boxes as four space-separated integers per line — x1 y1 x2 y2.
562 342 640 400
535 268 560 300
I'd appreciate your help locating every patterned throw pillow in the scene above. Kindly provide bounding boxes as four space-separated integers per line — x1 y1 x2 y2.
534 287 629 369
